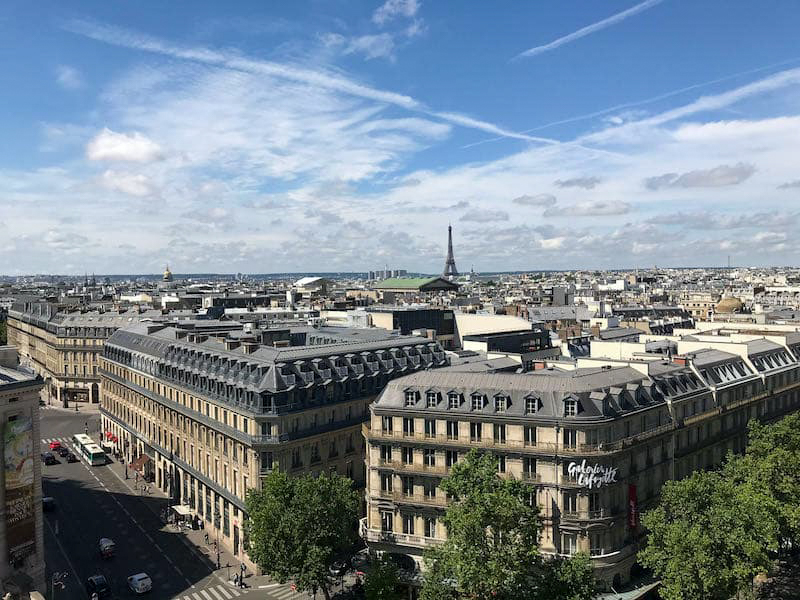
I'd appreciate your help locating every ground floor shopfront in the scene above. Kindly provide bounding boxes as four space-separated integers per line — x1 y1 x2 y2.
100 408 259 574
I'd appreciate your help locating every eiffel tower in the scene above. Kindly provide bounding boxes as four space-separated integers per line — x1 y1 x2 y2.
443 224 459 278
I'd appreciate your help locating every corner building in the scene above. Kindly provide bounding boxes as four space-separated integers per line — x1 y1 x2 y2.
99 323 448 570
363 344 800 589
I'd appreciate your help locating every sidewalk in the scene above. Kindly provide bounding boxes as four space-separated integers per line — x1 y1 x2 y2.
104 456 277 591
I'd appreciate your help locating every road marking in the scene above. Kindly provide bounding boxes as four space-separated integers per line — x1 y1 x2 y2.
199 590 214 600
216 587 234 599
43 514 83 586
260 583 282 588
207 587 225 600
228 588 241 597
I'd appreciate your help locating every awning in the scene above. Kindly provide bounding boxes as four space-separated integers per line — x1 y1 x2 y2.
129 455 151 471
171 504 193 517
105 431 114 439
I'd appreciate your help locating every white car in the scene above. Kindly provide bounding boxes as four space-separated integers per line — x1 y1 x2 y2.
127 573 152 594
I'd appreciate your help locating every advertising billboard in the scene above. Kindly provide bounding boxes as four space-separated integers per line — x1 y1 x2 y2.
4 414 36 563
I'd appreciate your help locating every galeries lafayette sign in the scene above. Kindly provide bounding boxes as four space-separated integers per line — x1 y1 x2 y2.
567 460 618 489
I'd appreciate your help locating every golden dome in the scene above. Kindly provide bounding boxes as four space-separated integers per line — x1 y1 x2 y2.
163 265 173 282
715 297 743 313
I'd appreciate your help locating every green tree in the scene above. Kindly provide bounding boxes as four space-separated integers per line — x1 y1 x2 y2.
536 553 597 600
734 413 800 550
638 469 780 600
420 449 596 600
245 471 359 600
0 320 6 345
364 554 405 600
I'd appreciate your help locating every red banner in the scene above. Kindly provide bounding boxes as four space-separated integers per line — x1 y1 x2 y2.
628 484 638 530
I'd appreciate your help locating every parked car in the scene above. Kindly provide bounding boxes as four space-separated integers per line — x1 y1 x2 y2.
99 538 115 559
329 559 349 577
49 441 62 451
127 573 152 594
67 452 79 463
58 446 70 457
41 452 57 465
42 497 56 512
86 574 112 599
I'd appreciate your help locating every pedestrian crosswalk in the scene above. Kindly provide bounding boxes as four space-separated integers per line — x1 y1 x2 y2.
41 437 72 445
175 584 242 600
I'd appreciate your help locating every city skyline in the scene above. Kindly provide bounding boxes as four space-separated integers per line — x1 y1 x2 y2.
2 1 800 274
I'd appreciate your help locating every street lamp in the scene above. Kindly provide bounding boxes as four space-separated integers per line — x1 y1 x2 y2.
214 510 221 569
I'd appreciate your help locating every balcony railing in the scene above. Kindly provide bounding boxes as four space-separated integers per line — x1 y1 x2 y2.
377 459 449 475
251 433 289 445
363 528 439 547
561 508 614 521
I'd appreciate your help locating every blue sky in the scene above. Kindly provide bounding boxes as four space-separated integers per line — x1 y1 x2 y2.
2 0 800 274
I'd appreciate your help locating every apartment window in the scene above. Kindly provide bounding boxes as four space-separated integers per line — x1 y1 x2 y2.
401 447 413 465
402 514 415 535
381 473 393 492
523 457 536 478
381 511 393 532
401 476 413 495
494 395 508 412
524 426 536 446
404 391 417 407
565 399 578 417
496 454 506 473
470 422 482 442
493 424 506 443
590 533 604 556
380 444 392 462
291 449 302 469
525 397 538 414
589 492 601 515
424 419 436 438
446 421 458 440
562 533 578 556
403 418 414 436
471 394 484 411
448 393 460 409
381 416 393 433
445 450 458 468
426 391 438 408
423 480 436 498
423 449 436 467
563 428 577 449
563 491 578 514
424 517 436 538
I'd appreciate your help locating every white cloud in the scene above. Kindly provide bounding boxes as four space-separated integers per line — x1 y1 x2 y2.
87 128 163 162
460 209 509 222
373 0 419 25
512 193 556 207
554 176 601 189
100 170 155 197
544 201 631 217
516 0 663 59
539 237 567 250
56 65 83 90
644 163 756 190
322 32 396 60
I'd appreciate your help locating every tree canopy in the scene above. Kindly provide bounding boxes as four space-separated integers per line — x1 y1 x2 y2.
420 449 596 600
245 470 359 600
639 412 800 600
363 553 405 600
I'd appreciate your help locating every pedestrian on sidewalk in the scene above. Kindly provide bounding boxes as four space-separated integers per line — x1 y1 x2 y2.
204 532 209 545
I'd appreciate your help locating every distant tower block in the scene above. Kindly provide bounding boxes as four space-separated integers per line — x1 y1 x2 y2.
443 225 459 278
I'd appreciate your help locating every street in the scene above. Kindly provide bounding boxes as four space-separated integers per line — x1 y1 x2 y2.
40 406 318 600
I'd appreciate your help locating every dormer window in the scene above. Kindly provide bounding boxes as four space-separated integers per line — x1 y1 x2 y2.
426 391 439 408
448 393 460 409
405 390 417 407
471 394 484 411
525 397 538 414
494 396 508 412
565 399 578 417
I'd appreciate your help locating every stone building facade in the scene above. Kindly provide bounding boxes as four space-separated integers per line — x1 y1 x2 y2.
362 339 800 588
99 322 448 569
0 347 45 598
